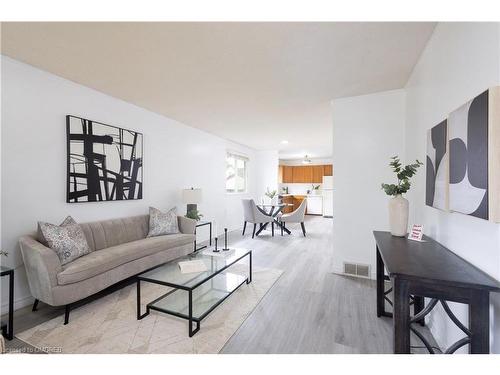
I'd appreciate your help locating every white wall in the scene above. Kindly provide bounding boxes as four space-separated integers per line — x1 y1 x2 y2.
404 23 500 353
0 56 264 311
254 150 279 199
332 89 406 278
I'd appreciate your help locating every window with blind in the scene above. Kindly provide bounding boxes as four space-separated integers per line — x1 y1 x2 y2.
226 152 248 193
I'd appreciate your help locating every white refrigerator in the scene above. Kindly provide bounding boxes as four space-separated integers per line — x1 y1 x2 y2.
322 176 333 217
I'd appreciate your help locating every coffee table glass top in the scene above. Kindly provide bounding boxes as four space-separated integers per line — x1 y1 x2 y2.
139 247 251 289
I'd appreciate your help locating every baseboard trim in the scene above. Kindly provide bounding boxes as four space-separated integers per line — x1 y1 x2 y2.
1 294 34 314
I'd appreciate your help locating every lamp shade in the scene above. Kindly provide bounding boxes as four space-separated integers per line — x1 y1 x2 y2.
182 188 202 204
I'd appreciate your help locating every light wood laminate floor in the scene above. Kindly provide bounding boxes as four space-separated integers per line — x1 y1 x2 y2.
221 215 437 353
4 215 437 354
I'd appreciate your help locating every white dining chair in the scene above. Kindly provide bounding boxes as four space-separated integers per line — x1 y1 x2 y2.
279 199 307 237
242 199 275 238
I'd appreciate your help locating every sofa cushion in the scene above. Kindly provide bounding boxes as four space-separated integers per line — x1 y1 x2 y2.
39 220 91 266
37 216 76 247
57 233 194 285
79 215 149 252
147 207 179 237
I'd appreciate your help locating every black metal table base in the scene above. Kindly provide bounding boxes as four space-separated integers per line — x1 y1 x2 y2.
137 251 252 337
255 205 291 236
194 221 212 252
1 267 14 340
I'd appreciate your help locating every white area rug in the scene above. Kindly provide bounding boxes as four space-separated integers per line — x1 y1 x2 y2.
17 268 282 354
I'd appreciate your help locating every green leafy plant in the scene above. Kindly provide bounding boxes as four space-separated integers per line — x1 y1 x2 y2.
185 209 203 221
381 156 423 196
0 250 8 257
265 187 277 199
312 184 320 190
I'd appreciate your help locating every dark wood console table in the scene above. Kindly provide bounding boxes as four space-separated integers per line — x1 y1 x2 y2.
374 231 500 354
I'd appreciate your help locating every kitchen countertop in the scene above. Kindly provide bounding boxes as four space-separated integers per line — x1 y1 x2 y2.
280 194 322 198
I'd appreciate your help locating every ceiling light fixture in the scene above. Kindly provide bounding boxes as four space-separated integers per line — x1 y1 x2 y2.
302 155 312 164
280 140 289 144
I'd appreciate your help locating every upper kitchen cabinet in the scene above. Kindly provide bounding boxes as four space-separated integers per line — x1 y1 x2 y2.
312 165 324 183
323 164 333 176
292 166 313 183
282 165 294 183
279 164 333 183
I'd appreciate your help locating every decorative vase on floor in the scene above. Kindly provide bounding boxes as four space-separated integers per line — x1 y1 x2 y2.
388 194 409 237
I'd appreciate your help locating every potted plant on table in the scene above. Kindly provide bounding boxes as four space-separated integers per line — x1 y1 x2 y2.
265 187 277 204
185 208 203 221
381 156 423 237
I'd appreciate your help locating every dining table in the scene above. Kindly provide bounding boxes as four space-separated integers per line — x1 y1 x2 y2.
255 202 294 236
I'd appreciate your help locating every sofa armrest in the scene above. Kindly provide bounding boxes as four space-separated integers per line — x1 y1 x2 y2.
177 216 196 235
19 235 62 305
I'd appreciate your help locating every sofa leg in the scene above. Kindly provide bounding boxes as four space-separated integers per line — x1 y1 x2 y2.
271 222 274 237
252 224 256 239
64 304 71 325
32 299 39 312
242 221 247 235
301 222 306 237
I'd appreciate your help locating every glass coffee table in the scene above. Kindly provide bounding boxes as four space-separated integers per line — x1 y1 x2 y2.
136 248 252 337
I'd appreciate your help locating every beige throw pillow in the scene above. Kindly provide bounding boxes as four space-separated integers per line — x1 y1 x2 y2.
147 206 179 237
39 219 91 265
37 216 76 246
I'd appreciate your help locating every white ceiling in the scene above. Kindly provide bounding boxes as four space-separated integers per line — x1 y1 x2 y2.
1 22 435 158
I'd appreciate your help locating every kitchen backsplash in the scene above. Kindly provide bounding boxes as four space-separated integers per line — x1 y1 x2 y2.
278 183 322 195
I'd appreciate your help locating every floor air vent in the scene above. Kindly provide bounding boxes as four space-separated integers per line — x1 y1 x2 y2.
343 262 371 278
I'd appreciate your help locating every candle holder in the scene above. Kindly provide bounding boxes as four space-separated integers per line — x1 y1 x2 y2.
213 237 220 253
223 228 230 251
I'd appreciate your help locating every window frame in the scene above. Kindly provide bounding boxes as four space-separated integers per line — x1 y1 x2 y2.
225 151 248 194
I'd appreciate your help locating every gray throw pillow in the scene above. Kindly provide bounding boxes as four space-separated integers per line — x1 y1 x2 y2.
39 220 91 265
37 216 76 246
147 206 179 237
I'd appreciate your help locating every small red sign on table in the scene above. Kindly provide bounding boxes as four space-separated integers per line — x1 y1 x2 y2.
408 224 424 242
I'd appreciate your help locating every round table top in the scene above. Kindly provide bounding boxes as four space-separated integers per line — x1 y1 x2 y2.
257 203 293 208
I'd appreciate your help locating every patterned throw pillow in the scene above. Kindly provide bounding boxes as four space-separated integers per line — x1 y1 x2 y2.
147 206 179 237
39 220 91 265
37 216 76 246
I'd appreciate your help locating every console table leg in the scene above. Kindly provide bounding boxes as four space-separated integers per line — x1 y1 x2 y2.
7 270 14 340
414 296 425 326
393 277 410 354
376 246 385 317
469 291 489 354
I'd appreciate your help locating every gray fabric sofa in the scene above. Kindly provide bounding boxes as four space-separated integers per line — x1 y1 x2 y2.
19 214 196 323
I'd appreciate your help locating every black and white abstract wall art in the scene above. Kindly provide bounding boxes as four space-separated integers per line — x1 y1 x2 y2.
66 115 143 203
426 119 448 210
448 90 488 220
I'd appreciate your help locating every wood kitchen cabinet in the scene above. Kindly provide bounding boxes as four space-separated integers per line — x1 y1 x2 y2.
282 166 294 183
323 164 333 176
312 165 324 183
293 195 306 210
281 195 294 213
292 166 313 183
279 164 333 183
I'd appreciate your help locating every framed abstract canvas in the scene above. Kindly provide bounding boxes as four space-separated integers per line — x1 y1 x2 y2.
66 115 143 203
426 119 448 211
448 89 498 221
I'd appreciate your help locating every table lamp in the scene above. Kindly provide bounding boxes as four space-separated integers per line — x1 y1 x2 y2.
182 188 202 216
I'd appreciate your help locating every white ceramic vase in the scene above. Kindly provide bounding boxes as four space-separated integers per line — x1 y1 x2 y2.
388 194 409 237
